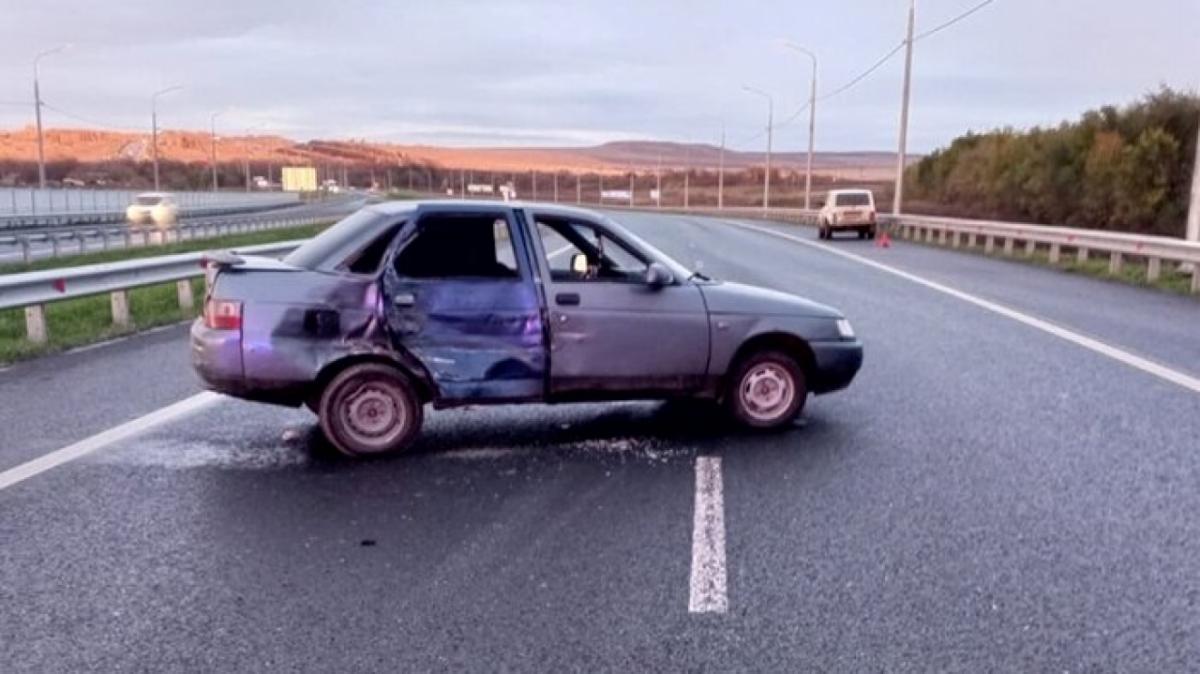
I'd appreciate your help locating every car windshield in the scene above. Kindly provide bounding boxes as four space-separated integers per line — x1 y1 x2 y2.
835 193 872 207
135 195 163 206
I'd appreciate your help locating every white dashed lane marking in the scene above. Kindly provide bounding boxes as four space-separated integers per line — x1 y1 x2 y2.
688 455 728 614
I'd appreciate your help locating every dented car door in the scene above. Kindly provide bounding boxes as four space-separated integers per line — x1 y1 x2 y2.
381 207 547 403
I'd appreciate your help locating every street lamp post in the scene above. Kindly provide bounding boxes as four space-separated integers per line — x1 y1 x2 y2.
785 42 818 210
33 45 69 190
151 85 182 191
893 0 917 215
209 112 222 191
743 85 774 213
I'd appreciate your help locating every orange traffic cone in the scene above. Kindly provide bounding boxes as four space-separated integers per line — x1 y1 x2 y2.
876 230 892 248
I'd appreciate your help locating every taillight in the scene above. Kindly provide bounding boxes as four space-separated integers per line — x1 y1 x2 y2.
869 211 876 223
204 299 243 330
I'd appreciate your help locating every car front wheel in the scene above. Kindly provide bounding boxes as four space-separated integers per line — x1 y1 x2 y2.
726 350 807 429
318 363 423 457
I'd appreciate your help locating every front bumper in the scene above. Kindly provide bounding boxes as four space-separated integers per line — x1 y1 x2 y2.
809 339 864 394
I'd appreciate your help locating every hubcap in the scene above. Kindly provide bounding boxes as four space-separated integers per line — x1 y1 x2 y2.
341 381 407 450
739 363 795 422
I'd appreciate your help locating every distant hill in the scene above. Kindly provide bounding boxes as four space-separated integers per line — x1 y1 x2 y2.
0 127 902 179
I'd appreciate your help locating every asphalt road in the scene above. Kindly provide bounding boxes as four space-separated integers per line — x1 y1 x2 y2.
2 209 1199 671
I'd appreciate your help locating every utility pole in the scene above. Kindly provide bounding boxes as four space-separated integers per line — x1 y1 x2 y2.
553 172 559 202
893 0 917 215
576 174 581 204
33 45 68 189
532 170 537 200
785 43 818 210
598 174 603 204
151 85 182 191
628 171 634 207
1187 112 1200 243
718 125 725 210
209 112 221 191
743 85 774 213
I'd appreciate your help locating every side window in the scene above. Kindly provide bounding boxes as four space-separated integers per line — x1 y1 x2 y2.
343 222 403 274
393 213 520 279
535 218 647 282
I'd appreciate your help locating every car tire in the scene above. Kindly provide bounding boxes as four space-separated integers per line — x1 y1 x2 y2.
857 229 866 240
726 350 807 430
868 227 877 240
318 363 423 458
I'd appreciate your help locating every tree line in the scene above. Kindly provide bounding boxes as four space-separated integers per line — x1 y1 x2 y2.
905 87 1199 236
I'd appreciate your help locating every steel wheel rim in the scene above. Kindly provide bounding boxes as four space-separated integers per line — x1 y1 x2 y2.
340 379 407 451
739 362 795 422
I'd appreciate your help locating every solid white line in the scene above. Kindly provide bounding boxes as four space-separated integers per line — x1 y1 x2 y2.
688 455 728 614
726 219 1200 395
0 392 222 491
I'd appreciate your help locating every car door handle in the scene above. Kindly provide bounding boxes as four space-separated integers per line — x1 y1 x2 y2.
392 292 416 308
556 292 580 306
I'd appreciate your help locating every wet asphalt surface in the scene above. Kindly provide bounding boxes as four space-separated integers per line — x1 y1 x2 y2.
3 210 1199 671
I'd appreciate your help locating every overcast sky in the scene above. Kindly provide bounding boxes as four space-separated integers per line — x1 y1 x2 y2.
1 0 1197 153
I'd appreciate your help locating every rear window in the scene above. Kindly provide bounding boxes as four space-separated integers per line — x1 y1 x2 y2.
835 192 872 207
284 209 395 270
135 195 163 206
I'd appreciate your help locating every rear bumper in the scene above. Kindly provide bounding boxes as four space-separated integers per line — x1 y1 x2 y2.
829 220 875 229
809 339 864 394
190 318 243 393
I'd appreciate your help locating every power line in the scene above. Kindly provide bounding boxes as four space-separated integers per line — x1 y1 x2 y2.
915 0 996 42
39 101 139 132
771 0 997 134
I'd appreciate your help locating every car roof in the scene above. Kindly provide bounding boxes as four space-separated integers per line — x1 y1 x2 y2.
135 191 172 198
828 189 873 195
364 199 608 221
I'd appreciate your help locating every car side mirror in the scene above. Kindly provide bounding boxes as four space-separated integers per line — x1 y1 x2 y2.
570 253 589 275
644 262 673 288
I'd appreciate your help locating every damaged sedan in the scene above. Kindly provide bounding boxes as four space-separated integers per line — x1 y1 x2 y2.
191 201 863 457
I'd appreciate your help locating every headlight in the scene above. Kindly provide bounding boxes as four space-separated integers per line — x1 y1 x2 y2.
835 318 855 339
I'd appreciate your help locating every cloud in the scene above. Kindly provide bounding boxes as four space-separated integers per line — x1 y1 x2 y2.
0 0 1196 152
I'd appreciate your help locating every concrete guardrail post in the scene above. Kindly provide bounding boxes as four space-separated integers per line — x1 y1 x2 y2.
951 231 961 248
76 234 86 255
1003 237 1014 256
968 233 977 248
19 238 31 264
1024 239 1036 257
1077 247 1089 263
1049 243 1061 264
110 290 131 328
25 305 48 344
50 235 60 258
984 235 995 254
1191 270 1200 294
176 280 194 311
1147 258 1162 282
1108 252 1123 275
937 230 947 246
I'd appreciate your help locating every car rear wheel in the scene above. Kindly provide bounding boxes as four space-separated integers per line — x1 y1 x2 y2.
726 350 807 430
318 363 423 457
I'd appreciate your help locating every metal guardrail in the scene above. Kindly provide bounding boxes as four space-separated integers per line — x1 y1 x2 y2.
880 214 1200 290
0 240 304 344
0 213 329 265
